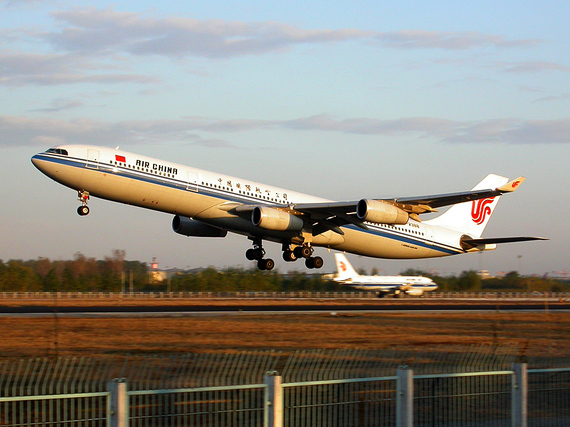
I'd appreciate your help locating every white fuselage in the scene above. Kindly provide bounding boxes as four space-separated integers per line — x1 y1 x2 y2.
31 145 472 260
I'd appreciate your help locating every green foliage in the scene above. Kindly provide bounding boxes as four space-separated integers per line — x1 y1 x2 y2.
0 251 148 293
0 260 42 292
0 252 567 293
168 267 342 293
43 268 60 292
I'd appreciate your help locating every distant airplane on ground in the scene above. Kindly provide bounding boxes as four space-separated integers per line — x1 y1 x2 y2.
332 253 437 297
32 145 546 271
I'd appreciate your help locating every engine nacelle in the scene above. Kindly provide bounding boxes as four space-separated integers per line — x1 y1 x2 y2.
357 199 409 225
252 207 304 232
404 289 425 296
172 215 227 237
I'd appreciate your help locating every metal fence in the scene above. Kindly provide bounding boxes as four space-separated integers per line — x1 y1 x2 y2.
1 290 569 300
1 347 569 426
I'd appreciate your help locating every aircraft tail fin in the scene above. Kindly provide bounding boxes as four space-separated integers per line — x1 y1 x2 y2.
425 174 511 238
334 253 360 282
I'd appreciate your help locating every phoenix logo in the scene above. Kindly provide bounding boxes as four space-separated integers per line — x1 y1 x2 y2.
471 197 495 225
339 261 347 272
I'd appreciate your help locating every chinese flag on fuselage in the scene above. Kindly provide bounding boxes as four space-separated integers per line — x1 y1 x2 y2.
115 154 126 163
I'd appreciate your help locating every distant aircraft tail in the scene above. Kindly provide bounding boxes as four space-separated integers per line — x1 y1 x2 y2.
334 253 360 281
425 174 512 238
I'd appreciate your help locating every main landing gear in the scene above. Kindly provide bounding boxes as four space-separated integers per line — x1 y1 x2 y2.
285 245 323 269
77 191 90 216
246 240 324 271
246 239 275 271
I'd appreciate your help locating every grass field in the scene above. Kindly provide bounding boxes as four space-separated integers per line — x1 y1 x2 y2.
1 298 568 360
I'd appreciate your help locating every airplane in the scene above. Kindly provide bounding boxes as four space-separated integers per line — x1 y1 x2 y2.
31 145 546 271
332 253 438 297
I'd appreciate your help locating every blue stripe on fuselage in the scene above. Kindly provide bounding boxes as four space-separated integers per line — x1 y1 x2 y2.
341 223 460 256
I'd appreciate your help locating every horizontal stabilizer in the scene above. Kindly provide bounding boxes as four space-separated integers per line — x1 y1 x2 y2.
462 236 547 248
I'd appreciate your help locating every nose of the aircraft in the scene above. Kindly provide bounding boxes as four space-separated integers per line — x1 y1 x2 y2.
31 153 46 172
31 152 54 177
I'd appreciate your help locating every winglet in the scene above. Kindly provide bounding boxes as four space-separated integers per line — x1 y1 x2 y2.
498 176 525 193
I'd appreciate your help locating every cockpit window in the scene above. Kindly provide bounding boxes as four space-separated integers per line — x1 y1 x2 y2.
46 148 69 155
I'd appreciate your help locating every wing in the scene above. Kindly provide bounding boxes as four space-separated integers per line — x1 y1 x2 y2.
291 176 526 236
286 201 364 236
383 176 525 212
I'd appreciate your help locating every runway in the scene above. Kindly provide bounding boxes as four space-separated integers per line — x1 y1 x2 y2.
1 301 568 317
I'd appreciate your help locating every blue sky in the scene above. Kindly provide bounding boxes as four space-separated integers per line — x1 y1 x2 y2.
1 0 568 276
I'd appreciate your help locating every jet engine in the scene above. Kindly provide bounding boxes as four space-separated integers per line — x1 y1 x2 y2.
252 207 304 232
357 199 409 225
172 215 227 237
404 289 425 296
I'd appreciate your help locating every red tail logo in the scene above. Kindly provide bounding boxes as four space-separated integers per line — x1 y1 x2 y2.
471 197 495 225
339 261 347 272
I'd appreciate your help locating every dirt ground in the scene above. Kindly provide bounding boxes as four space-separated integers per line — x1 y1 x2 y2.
0 298 568 360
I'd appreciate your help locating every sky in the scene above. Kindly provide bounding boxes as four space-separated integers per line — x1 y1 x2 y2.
1 0 568 277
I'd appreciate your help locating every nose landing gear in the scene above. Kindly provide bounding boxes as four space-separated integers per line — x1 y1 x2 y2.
77 191 90 216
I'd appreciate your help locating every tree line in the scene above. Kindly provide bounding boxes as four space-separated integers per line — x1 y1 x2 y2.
0 251 567 293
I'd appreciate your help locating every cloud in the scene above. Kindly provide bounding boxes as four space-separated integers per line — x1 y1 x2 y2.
2 114 569 148
29 98 84 113
37 7 543 59
189 137 241 149
44 8 373 58
0 50 160 86
440 118 570 144
1 0 44 7
284 115 463 139
374 30 542 50
0 7 552 88
533 93 570 103
501 119 570 144
283 115 570 144
501 61 570 73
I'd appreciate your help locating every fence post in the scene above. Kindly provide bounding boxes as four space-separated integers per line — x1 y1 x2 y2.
512 363 528 427
264 371 283 427
108 378 128 427
397 365 414 427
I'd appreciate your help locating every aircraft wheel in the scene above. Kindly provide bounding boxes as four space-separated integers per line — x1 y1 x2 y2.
312 256 324 269
77 206 90 216
300 246 312 258
253 248 264 260
258 258 275 271
293 246 313 259
248 247 265 261
264 258 275 271
305 257 315 269
283 250 297 262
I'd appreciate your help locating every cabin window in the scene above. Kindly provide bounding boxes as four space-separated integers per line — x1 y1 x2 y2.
46 148 69 155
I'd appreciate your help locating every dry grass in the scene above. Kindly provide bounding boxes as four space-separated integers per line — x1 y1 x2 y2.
0 307 568 359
